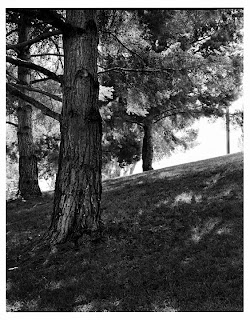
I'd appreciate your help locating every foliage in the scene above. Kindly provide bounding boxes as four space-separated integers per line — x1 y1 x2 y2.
230 109 243 130
98 9 243 168
137 9 243 54
102 122 141 166
153 119 199 162
6 9 244 179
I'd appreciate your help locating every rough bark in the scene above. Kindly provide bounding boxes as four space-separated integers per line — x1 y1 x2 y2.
142 121 154 171
17 14 41 199
49 10 102 246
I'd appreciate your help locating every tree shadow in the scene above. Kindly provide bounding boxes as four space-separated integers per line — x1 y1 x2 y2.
6 154 243 311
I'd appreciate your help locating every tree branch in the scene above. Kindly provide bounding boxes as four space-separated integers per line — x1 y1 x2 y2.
6 121 18 128
6 28 18 37
10 83 62 102
16 9 84 35
6 56 63 84
30 53 64 58
39 9 67 30
152 107 216 124
7 83 61 122
49 36 64 71
30 77 50 84
98 59 227 76
6 30 62 51
7 69 51 86
121 112 143 127
104 31 146 64
6 70 25 85
97 67 173 75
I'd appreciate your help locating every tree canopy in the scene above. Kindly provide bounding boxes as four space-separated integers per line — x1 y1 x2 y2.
6 9 243 244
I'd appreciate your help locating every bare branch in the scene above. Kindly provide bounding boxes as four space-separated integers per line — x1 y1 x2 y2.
7 83 61 122
30 53 64 58
49 36 64 71
104 31 145 64
153 108 212 124
6 56 63 84
6 70 25 85
6 28 18 37
123 115 143 127
98 59 227 75
6 121 18 128
97 66 173 75
6 30 62 51
30 77 50 84
10 83 62 102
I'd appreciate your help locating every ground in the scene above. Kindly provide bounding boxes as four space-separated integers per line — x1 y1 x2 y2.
6 152 243 311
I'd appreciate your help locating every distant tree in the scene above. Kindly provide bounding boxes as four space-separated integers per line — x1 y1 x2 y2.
7 12 42 198
99 9 243 171
6 9 64 198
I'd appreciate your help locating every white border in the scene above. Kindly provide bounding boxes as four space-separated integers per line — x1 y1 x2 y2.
1 1 249 319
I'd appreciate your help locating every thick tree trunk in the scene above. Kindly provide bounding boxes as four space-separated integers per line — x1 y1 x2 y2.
49 10 102 246
142 121 154 171
17 15 41 199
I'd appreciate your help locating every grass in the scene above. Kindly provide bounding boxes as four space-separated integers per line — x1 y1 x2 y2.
6 152 243 311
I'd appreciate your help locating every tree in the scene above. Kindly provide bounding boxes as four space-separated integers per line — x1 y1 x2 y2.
6 9 64 199
7 13 42 198
6 9 102 246
6 9 243 248
99 9 243 171
49 10 102 245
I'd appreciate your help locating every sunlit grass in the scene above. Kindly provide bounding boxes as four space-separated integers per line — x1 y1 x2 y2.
6 152 243 311
190 217 221 243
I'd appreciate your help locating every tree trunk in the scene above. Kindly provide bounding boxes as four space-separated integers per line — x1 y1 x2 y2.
17 14 41 199
142 121 154 171
49 10 102 246
226 105 230 154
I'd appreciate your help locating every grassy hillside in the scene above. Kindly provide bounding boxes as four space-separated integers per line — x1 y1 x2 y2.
6 152 243 311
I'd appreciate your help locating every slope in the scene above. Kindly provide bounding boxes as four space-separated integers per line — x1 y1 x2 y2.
6 152 243 311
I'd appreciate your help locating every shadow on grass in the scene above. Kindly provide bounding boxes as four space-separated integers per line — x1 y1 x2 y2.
6 153 243 311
